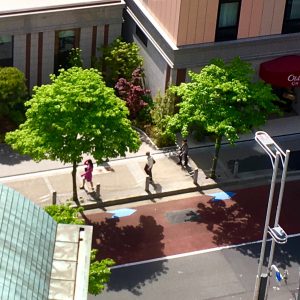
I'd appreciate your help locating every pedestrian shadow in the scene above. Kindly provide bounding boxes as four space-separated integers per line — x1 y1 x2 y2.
85 214 168 296
168 154 196 174
77 187 106 210
146 181 162 194
87 190 106 208
102 161 115 172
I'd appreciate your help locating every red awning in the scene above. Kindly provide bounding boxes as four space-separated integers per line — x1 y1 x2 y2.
259 55 300 87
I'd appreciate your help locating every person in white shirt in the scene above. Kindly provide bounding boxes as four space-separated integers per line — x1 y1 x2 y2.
144 151 155 181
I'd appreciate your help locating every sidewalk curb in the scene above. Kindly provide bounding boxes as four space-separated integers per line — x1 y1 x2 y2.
71 170 300 210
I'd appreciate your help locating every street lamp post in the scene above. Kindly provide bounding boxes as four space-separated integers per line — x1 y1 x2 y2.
264 148 290 299
253 131 290 300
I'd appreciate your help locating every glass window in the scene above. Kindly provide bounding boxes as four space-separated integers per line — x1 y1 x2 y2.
290 0 300 19
54 29 80 74
282 0 300 33
0 35 13 67
215 0 241 42
0 184 57 300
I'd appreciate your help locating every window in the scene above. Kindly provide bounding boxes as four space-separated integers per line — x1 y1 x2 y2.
136 25 148 47
54 29 80 74
282 0 300 34
0 35 13 66
215 0 241 42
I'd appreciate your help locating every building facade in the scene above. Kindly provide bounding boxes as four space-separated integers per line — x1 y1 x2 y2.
0 184 93 300
0 0 125 90
123 0 300 113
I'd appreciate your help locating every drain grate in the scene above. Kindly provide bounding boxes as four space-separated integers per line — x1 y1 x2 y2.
165 209 200 224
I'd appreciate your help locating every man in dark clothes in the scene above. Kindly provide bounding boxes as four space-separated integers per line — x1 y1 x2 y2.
177 139 188 166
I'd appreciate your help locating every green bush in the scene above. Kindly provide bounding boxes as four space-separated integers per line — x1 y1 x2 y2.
145 89 176 147
0 67 28 135
135 94 153 126
45 203 115 295
45 203 84 224
99 38 143 86
88 250 115 295
149 125 175 148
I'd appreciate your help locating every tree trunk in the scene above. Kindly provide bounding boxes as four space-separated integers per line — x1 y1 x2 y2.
72 161 78 202
210 135 222 179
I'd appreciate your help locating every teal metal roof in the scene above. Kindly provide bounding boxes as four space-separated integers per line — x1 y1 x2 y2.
0 184 57 300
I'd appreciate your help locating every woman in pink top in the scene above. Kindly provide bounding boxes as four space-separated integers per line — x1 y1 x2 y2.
80 159 94 190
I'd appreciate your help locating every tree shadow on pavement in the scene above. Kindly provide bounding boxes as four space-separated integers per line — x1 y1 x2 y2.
227 155 273 173
195 182 300 267
228 151 300 173
0 143 31 165
86 214 168 295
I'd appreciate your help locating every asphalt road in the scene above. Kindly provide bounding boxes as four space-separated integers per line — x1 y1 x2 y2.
88 236 300 300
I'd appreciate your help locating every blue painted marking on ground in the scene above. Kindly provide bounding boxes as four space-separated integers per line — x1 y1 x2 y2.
208 191 236 201
107 208 137 218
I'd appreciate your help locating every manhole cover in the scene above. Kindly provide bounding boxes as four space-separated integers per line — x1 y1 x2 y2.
165 209 200 224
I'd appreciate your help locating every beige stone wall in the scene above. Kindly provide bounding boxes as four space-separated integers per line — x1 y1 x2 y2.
0 3 124 89
139 0 287 46
140 0 181 44
238 0 286 38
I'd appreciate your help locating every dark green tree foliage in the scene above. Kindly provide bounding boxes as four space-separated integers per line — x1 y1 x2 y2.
169 57 279 178
6 67 141 201
0 67 27 120
101 38 143 85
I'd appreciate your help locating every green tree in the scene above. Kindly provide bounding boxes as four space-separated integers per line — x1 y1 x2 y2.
45 204 115 295
88 249 115 295
169 57 279 178
44 204 84 224
6 67 141 201
100 38 143 85
0 67 28 121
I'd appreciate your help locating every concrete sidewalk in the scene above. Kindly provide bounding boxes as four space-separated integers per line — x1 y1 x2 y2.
0 115 300 209
0 151 216 208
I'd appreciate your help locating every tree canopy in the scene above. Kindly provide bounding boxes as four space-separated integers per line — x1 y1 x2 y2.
168 57 279 177
6 67 141 199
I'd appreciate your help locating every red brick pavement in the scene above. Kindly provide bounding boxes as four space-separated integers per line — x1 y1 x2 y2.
85 181 300 265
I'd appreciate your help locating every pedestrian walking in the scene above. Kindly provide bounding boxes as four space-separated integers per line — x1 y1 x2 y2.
80 159 94 190
177 139 189 166
144 152 155 181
